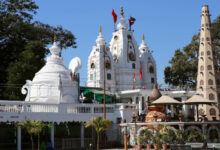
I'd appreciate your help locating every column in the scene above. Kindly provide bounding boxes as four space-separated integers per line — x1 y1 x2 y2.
81 123 85 148
144 96 148 110
153 125 158 136
50 123 54 148
138 96 142 115
171 105 174 118
17 126 21 150
132 96 136 104
202 124 207 135
181 96 188 119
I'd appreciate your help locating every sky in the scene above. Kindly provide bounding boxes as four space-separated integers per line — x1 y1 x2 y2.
34 0 220 87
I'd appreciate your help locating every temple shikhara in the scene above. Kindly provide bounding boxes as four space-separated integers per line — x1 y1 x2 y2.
0 5 220 150
87 7 156 92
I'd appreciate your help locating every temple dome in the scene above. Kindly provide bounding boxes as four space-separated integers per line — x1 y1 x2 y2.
149 84 162 101
23 41 79 103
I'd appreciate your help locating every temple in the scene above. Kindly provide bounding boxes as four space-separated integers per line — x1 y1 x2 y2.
87 7 157 92
0 5 220 150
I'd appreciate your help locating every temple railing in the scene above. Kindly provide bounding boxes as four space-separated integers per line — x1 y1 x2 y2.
0 100 138 123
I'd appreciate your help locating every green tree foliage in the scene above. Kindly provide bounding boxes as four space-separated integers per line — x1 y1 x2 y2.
164 16 220 88
85 117 112 150
17 119 48 150
6 41 46 100
0 0 77 100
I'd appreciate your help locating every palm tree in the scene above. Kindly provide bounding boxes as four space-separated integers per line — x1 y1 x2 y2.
85 116 112 150
17 119 48 150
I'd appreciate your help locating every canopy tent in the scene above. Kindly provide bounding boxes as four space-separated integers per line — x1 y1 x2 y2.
152 95 182 105
184 95 216 104
81 89 113 103
151 95 182 122
184 95 216 121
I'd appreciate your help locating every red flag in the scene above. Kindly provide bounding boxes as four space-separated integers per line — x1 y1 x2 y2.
129 16 136 27
133 73 136 82
139 66 143 79
112 9 117 24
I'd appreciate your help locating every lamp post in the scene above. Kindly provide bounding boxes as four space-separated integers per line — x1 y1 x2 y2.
124 126 128 150
103 45 106 120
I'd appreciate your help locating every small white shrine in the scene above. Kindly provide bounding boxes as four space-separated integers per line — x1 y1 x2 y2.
22 38 80 103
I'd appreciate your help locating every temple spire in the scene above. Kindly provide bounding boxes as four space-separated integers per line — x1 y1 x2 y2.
142 34 145 41
120 6 124 17
54 31 57 43
196 5 220 120
99 25 102 34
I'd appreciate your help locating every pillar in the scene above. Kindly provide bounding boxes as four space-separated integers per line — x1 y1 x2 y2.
132 96 136 104
153 125 158 136
144 96 148 110
171 105 174 117
181 96 188 119
138 96 142 115
17 126 21 150
202 124 207 136
124 126 128 150
81 123 85 148
50 123 54 148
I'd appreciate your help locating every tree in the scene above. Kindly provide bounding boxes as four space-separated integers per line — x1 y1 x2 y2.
0 0 77 100
6 41 46 100
17 119 48 150
85 117 112 150
164 15 220 88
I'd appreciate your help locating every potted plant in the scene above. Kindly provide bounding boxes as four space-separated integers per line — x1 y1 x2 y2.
144 128 153 150
136 135 144 149
159 125 175 150
186 129 206 149
152 128 162 150
175 129 187 145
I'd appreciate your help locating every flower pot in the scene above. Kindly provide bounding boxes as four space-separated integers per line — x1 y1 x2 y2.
154 144 159 150
146 144 152 150
132 145 142 149
162 144 167 150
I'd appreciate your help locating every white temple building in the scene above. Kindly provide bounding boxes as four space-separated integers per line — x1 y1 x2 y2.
87 8 157 93
22 39 80 103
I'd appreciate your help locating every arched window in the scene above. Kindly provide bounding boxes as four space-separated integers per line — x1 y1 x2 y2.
209 93 215 100
91 63 95 69
114 36 118 40
208 79 213 85
149 66 154 73
127 35 132 40
207 65 212 70
210 108 216 116
200 80 204 85
207 51 211 55
105 61 111 69
200 66 204 71
201 51 204 56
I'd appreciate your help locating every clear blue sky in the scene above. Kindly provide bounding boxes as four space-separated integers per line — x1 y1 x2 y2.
34 0 220 87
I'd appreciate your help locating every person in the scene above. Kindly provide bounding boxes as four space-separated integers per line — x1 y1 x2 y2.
46 141 53 150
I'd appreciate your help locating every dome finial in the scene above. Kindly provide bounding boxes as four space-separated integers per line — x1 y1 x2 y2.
54 31 57 43
120 6 124 17
142 34 145 41
99 25 102 33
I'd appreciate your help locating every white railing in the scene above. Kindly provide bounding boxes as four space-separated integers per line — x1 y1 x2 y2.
0 100 138 123
0 100 117 114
